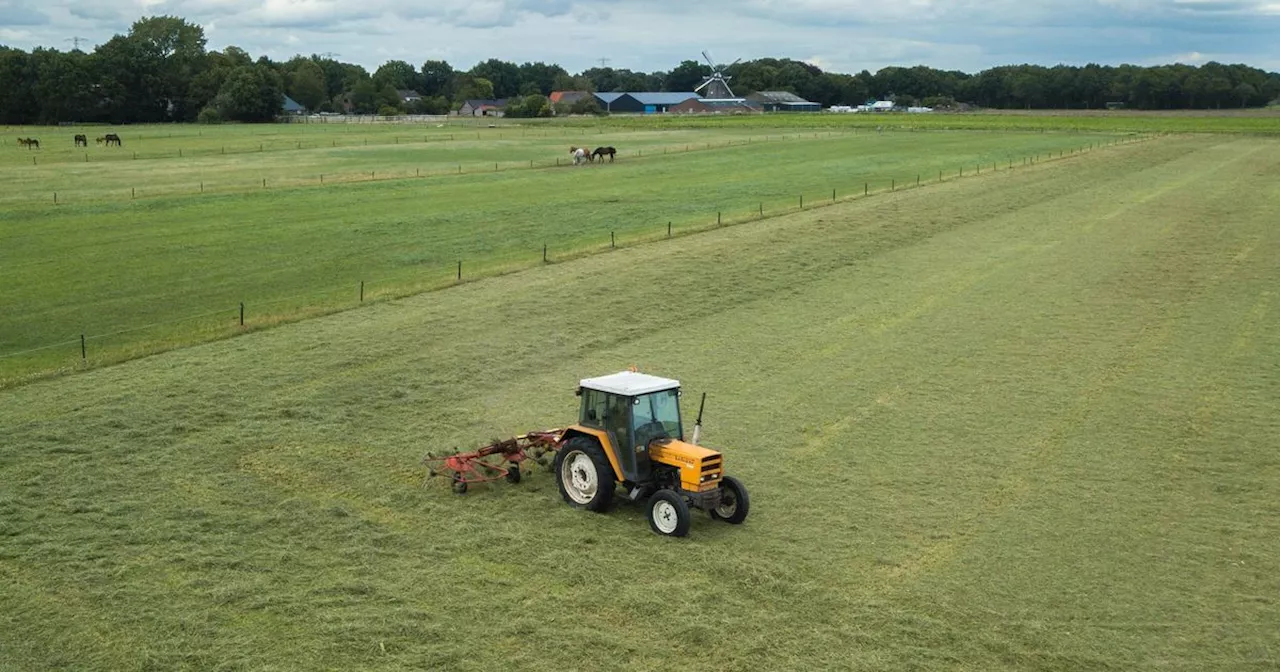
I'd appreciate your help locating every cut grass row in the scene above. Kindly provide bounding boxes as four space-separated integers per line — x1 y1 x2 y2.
0 128 1128 386
1 134 1275 670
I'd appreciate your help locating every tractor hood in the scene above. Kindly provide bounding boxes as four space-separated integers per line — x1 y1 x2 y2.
649 438 721 463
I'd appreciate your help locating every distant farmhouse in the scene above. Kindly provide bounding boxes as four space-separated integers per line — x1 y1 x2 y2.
542 86 823 116
398 89 423 104
549 91 592 105
281 95 306 115
591 92 701 114
670 98 760 115
745 91 821 112
457 99 508 116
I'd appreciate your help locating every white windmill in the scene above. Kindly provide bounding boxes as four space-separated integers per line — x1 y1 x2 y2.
695 50 742 100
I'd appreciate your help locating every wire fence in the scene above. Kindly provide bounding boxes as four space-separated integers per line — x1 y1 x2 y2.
0 134 1157 388
7 131 853 205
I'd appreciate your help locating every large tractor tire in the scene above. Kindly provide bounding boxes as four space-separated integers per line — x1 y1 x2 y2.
647 489 691 537
554 436 615 512
709 475 749 524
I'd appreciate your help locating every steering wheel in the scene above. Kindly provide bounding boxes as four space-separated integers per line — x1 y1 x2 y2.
634 421 669 448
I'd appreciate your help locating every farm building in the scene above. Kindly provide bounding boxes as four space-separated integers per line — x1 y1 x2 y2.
669 98 761 115
398 89 423 104
745 91 821 112
592 92 700 114
457 99 508 116
550 91 592 105
281 95 306 115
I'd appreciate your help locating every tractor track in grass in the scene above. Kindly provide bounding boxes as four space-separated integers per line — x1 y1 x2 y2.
2 134 1278 670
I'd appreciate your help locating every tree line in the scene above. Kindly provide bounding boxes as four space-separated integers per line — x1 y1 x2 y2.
2 15 1278 125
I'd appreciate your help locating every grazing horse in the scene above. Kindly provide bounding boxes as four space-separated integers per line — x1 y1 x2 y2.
104 133 122 147
592 146 616 163
569 146 587 165
74 134 88 147
95 137 105 145
18 137 39 149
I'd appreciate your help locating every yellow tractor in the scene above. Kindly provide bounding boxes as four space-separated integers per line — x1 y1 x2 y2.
552 371 749 537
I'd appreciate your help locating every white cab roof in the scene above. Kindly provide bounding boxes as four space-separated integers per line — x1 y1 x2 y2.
580 371 680 396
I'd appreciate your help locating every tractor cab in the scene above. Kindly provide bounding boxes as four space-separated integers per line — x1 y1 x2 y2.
576 371 684 482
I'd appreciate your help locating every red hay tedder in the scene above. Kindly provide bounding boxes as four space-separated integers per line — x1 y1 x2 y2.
422 430 563 494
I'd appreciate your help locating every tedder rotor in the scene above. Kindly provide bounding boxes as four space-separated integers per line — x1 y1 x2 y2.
422 370 750 537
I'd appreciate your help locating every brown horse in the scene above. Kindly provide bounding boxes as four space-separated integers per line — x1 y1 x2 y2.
591 146 616 163
104 133 122 147
74 134 88 147
18 137 39 149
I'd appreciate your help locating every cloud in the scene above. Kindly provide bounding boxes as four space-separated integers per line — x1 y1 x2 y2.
0 1 50 25
0 0 1276 76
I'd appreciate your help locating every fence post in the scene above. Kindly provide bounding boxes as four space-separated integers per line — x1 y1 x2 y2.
892 179 895 191
717 211 721 226
799 195 803 209
239 302 244 326
263 178 266 188
543 244 547 262
200 182 203 193
53 192 57 205
917 174 920 186
759 203 763 217
131 187 135 199
832 188 836 202
668 222 672 237
81 334 86 360
864 182 868 196
611 231 615 248
457 260 462 280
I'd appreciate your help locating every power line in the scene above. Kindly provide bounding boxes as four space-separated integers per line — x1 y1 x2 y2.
597 57 611 68
65 36 89 50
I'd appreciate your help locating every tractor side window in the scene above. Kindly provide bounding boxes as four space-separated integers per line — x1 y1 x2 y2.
581 389 608 428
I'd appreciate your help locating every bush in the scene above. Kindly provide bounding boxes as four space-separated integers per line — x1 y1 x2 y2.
570 96 605 116
377 105 402 117
197 106 223 124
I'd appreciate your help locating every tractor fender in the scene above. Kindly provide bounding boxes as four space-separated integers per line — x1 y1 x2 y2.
559 425 624 483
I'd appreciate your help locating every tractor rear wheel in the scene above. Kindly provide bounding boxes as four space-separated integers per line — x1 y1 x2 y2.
709 475 749 524
505 463 521 484
554 437 614 512
451 472 468 495
647 489 691 537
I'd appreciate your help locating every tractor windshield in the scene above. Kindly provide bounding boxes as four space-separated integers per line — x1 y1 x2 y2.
632 388 683 446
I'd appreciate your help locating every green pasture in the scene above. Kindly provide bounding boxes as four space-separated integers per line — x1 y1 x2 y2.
1 134 1276 670
0 122 1122 385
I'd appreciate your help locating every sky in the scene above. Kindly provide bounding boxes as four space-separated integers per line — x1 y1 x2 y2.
2 0 1280 75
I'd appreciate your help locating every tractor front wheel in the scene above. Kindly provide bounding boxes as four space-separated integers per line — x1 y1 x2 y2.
451 472 468 495
709 475 749 524
554 437 614 512
505 463 521 484
647 489 691 537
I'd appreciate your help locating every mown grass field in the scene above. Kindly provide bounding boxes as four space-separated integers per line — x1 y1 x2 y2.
1 121 1122 385
1 133 1277 670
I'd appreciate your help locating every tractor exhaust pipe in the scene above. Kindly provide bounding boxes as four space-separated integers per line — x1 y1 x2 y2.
690 392 707 445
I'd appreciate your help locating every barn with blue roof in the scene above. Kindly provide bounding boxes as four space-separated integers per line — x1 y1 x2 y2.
592 92 700 114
